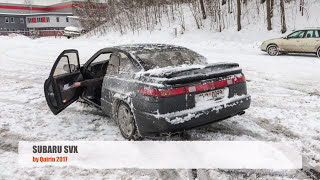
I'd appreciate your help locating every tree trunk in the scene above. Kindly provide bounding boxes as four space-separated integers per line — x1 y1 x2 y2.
270 0 274 17
266 0 272 30
222 0 226 5
300 0 304 16
237 0 241 31
280 0 287 33
228 0 232 13
199 0 206 19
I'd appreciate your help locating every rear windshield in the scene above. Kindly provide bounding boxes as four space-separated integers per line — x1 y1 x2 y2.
135 49 207 69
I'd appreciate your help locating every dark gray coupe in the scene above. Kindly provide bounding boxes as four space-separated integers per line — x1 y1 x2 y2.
44 44 251 139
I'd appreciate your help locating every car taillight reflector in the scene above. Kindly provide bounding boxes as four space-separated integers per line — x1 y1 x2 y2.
139 87 186 97
140 75 246 97
186 75 246 93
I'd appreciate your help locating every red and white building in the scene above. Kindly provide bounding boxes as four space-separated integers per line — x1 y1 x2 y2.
0 1 88 32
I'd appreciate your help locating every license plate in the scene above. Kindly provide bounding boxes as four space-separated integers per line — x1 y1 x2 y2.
195 89 226 103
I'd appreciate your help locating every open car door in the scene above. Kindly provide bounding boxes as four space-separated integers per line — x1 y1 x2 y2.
44 49 82 115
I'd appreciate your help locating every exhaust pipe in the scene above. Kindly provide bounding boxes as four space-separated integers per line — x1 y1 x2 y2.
238 111 245 116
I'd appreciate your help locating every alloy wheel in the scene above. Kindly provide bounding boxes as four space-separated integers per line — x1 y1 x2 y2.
267 45 279 56
117 103 135 139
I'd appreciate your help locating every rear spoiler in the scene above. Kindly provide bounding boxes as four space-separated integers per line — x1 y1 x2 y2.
145 63 240 78
162 68 242 85
139 63 242 85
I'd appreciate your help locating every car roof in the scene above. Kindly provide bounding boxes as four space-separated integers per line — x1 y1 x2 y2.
102 44 189 54
295 27 320 31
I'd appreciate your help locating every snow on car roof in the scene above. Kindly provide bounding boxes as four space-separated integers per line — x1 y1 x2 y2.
112 44 190 54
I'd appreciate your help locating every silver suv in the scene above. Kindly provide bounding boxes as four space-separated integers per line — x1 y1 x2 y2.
261 28 320 57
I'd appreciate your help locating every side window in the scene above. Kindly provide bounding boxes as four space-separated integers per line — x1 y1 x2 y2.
305 30 314 38
314 30 320 38
119 52 135 74
107 54 120 76
89 53 112 66
53 53 79 77
288 31 305 39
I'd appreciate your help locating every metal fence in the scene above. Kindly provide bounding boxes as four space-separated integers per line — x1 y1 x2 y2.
0 30 64 38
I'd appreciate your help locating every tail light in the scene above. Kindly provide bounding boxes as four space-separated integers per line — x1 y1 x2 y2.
140 87 186 97
140 74 246 97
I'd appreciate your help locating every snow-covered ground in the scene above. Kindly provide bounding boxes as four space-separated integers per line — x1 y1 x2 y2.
0 28 320 179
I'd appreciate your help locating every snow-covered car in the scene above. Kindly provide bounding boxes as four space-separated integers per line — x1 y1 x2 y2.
261 28 320 57
44 44 251 139
63 26 83 39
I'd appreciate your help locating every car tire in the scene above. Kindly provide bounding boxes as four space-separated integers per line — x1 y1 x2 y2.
117 102 137 140
317 47 320 58
267 45 279 56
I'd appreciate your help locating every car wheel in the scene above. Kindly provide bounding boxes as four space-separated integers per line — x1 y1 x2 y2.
267 45 279 56
317 47 320 58
117 102 137 140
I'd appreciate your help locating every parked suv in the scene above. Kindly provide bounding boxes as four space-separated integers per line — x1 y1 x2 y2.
261 28 320 57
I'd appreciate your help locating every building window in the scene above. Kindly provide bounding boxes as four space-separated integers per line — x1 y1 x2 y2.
56 17 60 22
5 17 9 23
22 29 25 32
27 18 32 23
37 17 42 22
20 18 24 23
10 17 15 23
46 17 50 22
66 17 69 22
12 29 15 31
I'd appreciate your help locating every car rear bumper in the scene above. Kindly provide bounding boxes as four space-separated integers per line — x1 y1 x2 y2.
134 95 251 137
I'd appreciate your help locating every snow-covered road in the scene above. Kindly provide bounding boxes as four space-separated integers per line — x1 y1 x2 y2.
0 30 320 179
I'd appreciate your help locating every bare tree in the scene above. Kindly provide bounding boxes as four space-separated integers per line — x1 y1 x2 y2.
270 0 274 17
237 0 241 31
199 0 207 19
227 0 232 14
266 0 272 30
280 0 287 33
300 0 304 16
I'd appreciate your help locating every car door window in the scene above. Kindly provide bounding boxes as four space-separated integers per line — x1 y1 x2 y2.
53 52 79 77
305 30 314 38
107 54 120 76
87 52 112 77
90 53 112 65
288 31 305 39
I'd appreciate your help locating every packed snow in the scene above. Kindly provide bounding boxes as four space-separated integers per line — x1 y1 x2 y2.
0 27 320 179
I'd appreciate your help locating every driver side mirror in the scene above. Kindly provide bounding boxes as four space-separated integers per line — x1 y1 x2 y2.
283 36 288 39
63 64 77 73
